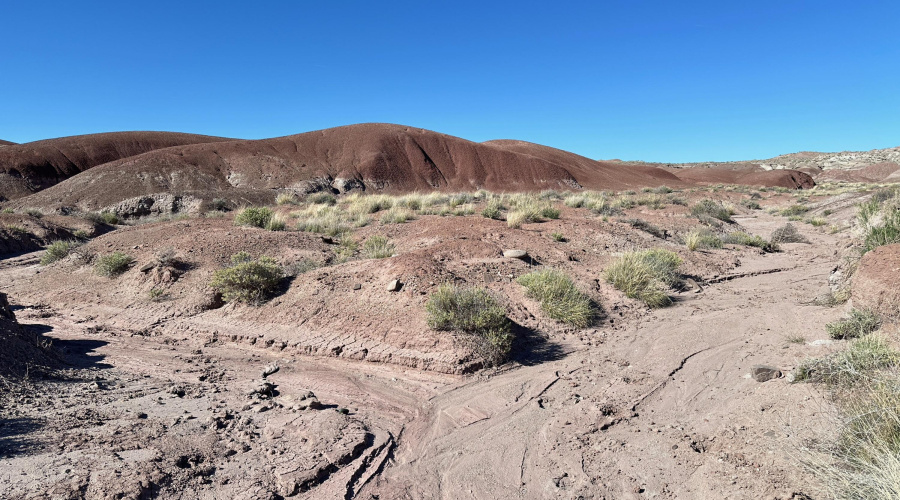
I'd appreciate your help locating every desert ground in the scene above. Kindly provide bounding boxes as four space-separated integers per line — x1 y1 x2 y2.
2 126 899 499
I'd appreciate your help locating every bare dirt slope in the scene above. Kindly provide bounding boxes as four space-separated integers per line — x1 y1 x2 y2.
0 132 233 201
0 139 15 147
10 124 693 214
1 201 850 499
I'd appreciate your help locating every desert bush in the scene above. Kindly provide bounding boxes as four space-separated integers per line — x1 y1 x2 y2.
539 189 562 200
770 223 808 244
95 252 134 277
296 207 351 237
550 232 566 242
564 194 587 208
684 228 722 251
265 213 287 231
40 240 79 265
234 207 273 228
614 196 636 210
425 284 512 366
349 194 394 214
652 186 673 194
362 235 395 259
1 208 13 214
857 190 900 254
636 194 665 209
451 204 476 216
604 249 682 308
517 269 595 327
4 224 28 235
827 309 882 340
690 199 734 222
307 192 337 205
148 288 167 302
72 229 90 239
24 208 43 218
590 197 622 216
666 195 688 206
210 252 284 305
623 218 665 238
82 211 119 225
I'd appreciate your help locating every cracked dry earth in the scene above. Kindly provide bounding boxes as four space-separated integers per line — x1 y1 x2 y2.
2 212 844 499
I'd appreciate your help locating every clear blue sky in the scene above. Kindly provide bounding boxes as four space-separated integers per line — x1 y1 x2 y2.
2 1 898 162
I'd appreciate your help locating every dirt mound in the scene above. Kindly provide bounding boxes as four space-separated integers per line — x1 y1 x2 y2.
0 213 98 257
818 162 900 183
852 243 900 317
0 293 53 377
671 167 815 189
0 139 15 146
0 131 233 201
10 124 692 215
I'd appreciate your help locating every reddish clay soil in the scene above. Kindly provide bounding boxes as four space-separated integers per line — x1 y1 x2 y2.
4 124 817 216
0 139 16 147
852 243 900 317
665 167 815 190
0 132 232 201
0 190 864 499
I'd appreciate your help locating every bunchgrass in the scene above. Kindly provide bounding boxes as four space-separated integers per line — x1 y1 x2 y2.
40 240 80 265
362 235 395 259
770 223 808 244
604 249 682 308
426 284 513 366
690 199 734 223
827 309 882 340
793 335 899 386
684 228 723 251
517 269 595 327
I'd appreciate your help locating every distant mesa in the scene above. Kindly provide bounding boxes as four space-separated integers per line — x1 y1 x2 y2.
0 131 233 201
0 123 825 216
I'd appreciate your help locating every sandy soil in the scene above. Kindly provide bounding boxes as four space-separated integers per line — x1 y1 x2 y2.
0 201 854 499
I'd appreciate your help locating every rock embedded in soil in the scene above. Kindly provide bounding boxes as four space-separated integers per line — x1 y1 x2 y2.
503 249 528 259
751 365 782 382
386 279 402 292
262 363 279 378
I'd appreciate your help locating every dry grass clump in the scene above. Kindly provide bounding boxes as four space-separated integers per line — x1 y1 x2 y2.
684 228 723 251
380 207 416 224
95 252 134 277
794 334 898 386
362 235 394 259
806 216 827 227
333 237 359 263
517 269 595 328
636 193 665 209
857 188 900 254
690 199 734 223
234 207 273 228
426 284 512 366
780 204 810 217
604 249 682 308
346 193 394 214
770 223 808 244
276 192 299 205
827 309 882 340
210 252 284 305
82 211 120 225
622 218 665 238
307 192 337 205
722 231 778 251
265 213 287 231
40 240 80 265
295 205 352 237
481 199 504 220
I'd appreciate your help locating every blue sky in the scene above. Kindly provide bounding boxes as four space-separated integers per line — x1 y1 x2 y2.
1 1 898 162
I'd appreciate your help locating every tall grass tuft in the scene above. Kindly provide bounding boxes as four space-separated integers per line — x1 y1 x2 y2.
604 249 682 308
426 285 513 366
517 269 595 327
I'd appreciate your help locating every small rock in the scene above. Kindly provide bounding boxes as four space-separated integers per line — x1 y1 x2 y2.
248 381 276 399
139 262 155 273
137 412 148 419
353 283 362 291
684 278 703 293
751 365 782 382
262 364 279 378
320 236 334 244
503 249 528 259
386 279 402 292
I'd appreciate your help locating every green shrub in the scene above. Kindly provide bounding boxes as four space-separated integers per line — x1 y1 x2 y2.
4 224 28 235
148 288 167 302
426 284 512 366
24 208 43 218
604 249 682 308
73 229 90 239
234 207 273 228
1 208 13 214
334 237 359 263
826 309 882 340
210 198 231 212
517 269 595 327
362 235 394 259
684 228 722 251
550 232 566 242
95 252 134 277
210 252 284 305
285 258 320 276
41 240 79 265
740 199 761 210
770 223 808 244
652 186 673 194
690 199 734 222
806 216 827 227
